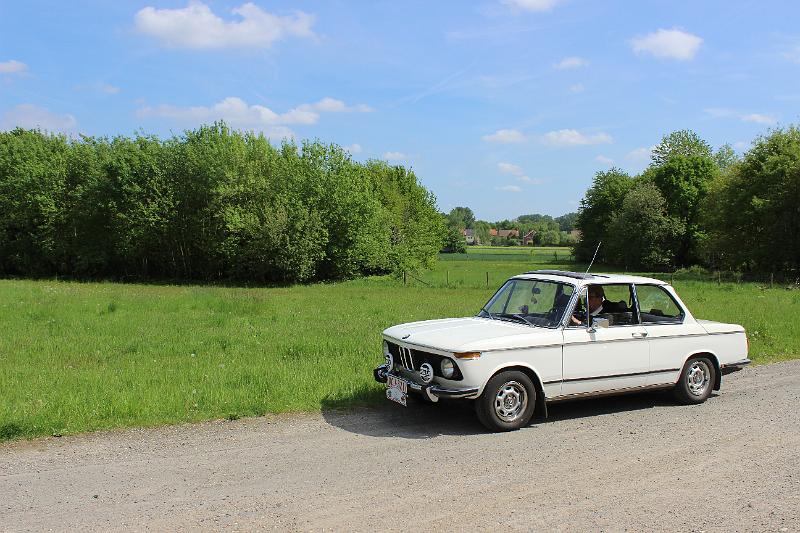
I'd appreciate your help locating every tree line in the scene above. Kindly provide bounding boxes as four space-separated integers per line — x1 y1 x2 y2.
0 123 444 283
443 207 578 252
574 127 800 274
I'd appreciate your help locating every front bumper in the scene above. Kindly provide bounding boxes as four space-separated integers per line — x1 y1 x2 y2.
373 364 479 402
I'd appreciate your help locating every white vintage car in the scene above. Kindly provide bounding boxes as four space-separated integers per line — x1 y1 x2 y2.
373 270 750 432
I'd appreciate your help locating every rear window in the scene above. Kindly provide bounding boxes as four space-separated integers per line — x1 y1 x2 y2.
635 285 684 324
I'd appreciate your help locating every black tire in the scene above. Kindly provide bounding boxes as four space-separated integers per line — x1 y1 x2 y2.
475 370 536 432
673 356 716 404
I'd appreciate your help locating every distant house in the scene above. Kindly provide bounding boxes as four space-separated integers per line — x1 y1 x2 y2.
462 228 479 245
570 229 582 240
522 230 536 245
490 228 519 239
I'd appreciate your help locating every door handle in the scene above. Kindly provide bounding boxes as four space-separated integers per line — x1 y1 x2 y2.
631 332 648 338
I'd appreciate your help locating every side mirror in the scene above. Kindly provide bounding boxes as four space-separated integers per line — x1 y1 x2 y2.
587 316 609 333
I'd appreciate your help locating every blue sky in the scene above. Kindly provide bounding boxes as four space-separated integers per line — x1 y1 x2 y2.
2 1 799 220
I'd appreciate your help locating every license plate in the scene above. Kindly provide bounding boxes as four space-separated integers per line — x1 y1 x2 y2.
386 375 407 406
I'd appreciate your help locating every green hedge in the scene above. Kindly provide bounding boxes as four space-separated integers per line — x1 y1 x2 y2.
0 123 444 283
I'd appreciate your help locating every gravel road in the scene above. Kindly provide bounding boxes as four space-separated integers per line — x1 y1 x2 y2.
2 361 799 532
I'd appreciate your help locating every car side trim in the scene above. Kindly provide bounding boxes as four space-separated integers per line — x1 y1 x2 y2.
547 382 674 402
552 367 682 384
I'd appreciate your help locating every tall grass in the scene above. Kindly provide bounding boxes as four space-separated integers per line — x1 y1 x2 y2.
1 248 797 441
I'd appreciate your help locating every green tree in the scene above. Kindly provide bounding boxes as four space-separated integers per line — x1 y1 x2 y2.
606 182 683 270
446 206 475 229
644 155 717 265
574 168 634 263
554 212 578 231
651 130 712 167
714 143 739 172
702 126 800 272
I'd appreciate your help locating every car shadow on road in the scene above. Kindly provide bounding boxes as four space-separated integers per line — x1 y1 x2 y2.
543 390 683 422
322 386 711 438
321 386 487 438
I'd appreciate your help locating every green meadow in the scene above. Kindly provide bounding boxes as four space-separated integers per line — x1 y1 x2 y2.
1 246 798 441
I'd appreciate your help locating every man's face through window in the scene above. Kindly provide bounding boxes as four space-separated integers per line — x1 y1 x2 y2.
587 289 603 312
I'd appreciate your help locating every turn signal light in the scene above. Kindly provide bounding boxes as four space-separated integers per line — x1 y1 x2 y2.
453 351 481 360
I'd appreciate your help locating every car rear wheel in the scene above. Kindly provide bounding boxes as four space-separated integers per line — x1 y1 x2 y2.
673 356 716 404
475 370 536 432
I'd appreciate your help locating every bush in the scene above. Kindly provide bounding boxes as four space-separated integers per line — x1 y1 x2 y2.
0 124 444 283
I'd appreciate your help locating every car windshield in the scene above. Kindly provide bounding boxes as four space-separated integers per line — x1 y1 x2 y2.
478 278 574 328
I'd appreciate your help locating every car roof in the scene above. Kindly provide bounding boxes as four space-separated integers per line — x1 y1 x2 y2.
512 270 668 286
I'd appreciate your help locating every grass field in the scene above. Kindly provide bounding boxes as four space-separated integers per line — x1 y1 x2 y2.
1 246 798 441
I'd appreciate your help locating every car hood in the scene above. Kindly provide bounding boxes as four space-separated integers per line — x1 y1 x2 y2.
382 317 563 353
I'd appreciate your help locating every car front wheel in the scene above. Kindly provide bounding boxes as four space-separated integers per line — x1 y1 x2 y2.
475 370 536 432
674 356 716 404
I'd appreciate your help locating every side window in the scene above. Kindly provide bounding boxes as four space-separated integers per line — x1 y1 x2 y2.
598 284 637 326
566 284 637 327
635 285 684 324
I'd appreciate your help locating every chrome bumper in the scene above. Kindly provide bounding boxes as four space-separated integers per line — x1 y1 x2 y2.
720 359 752 375
373 364 479 402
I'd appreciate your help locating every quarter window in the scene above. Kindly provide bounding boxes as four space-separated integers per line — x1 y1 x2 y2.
635 285 684 324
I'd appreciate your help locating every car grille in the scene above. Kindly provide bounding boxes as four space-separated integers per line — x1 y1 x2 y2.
386 342 463 380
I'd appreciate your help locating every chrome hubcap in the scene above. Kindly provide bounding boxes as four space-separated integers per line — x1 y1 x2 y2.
494 381 527 422
686 361 710 396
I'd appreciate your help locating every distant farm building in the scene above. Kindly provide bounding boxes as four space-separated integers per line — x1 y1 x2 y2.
489 228 519 238
462 228 479 245
522 230 536 245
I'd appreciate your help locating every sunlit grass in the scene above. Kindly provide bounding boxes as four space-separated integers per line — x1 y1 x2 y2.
1 249 797 441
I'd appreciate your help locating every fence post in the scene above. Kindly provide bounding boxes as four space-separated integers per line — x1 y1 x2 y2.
486 271 489 288
403 271 407 286
446 270 449 287
771 272 774 289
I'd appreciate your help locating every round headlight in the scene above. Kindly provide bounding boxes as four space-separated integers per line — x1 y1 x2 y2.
385 351 393 370
441 358 455 379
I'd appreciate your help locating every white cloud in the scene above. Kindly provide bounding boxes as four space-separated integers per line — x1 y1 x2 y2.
297 97 373 114
705 108 777 125
383 151 407 161
74 82 121 95
137 96 369 136
625 147 652 164
498 162 524 176
495 185 522 192
554 56 588 70
517 176 543 185
482 129 526 143
741 113 776 125
1 104 77 132
542 129 612 146
569 83 585 94
134 2 315 49
502 0 564 12
0 59 27 74
733 141 749 151
631 28 702 60
595 155 614 166
344 143 362 154
783 45 800 64
704 107 735 118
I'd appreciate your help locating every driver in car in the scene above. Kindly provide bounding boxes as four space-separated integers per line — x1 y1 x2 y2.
571 284 611 325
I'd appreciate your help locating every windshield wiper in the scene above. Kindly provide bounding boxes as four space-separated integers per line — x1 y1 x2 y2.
479 306 496 320
499 313 533 326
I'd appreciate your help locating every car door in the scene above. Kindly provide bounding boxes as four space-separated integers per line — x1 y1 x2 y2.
634 284 708 386
560 284 650 396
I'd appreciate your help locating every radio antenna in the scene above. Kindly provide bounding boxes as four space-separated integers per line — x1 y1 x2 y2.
585 241 601 274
